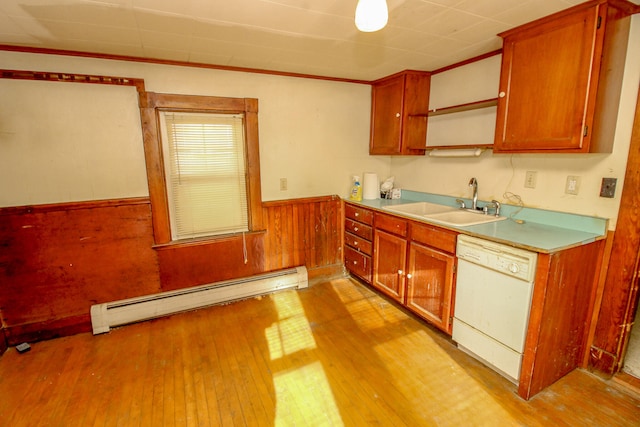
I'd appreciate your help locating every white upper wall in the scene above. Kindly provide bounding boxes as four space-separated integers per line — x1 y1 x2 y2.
0 50 389 206
0 78 148 205
1 14 638 229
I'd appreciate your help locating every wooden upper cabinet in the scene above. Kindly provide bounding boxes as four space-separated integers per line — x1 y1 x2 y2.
493 0 635 153
370 70 431 155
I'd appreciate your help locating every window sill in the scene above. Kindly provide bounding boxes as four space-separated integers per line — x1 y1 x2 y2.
152 229 267 251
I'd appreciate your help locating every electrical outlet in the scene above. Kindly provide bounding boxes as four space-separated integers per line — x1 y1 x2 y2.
524 171 537 189
280 178 287 191
600 177 617 198
565 176 580 195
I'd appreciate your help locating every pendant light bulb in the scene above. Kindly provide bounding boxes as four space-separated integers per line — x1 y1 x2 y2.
355 0 388 32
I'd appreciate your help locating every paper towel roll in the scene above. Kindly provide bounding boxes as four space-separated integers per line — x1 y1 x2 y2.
362 173 379 200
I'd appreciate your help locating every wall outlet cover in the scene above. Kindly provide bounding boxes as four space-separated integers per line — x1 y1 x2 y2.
525 171 537 189
565 176 580 195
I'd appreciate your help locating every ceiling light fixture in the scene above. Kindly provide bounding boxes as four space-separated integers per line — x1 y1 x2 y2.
355 0 389 32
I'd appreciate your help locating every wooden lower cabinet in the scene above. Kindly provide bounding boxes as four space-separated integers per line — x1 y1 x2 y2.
344 202 374 283
346 203 606 398
370 212 457 335
373 229 407 302
406 241 456 334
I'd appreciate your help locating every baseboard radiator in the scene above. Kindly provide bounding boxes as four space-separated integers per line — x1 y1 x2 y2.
90 266 308 335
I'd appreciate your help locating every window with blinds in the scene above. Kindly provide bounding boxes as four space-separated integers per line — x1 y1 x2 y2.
160 111 248 240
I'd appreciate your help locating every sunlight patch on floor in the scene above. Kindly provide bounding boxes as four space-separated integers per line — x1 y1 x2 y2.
273 360 343 426
330 280 408 330
265 290 344 425
265 292 316 359
373 329 521 426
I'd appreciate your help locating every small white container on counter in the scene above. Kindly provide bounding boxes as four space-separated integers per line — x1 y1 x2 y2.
362 173 379 200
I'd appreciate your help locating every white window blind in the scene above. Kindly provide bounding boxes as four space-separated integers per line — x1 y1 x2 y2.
160 111 248 240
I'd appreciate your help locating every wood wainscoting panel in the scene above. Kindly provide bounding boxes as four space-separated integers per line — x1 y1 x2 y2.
154 195 343 291
263 196 343 276
155 232 266 292
0 198 161 344
0 195 343 344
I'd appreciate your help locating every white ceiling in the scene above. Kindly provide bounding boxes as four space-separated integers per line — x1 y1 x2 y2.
0 0 607 81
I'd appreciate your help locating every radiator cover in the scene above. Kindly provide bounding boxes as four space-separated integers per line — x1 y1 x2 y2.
90 266 308 334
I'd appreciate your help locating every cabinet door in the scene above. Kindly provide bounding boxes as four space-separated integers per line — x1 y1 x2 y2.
406 242 456 334
370 75 404 155
494 5 602 152
373 229 407 303
402 72 430 151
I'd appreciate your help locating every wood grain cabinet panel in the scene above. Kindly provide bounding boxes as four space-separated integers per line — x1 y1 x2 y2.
406 242 456 334
344 246 372 283
411 222 457 254
344 218 373 241
494 1 634 153
373 229 408 302
345 203 373 225
370 70 431 155
344 202 374 283
375 213 408 237
344 232 372 255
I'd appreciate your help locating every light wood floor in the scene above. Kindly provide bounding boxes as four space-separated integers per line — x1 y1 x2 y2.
1 277 638 426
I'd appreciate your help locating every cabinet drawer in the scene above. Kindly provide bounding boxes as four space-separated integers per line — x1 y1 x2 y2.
411 222 457 254
345 204 373 225
344 246 372 283
345 218 372 240
345 232 372 255
375 213 408 237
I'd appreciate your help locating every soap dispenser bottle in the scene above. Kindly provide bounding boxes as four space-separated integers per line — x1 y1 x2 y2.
349 175 363 201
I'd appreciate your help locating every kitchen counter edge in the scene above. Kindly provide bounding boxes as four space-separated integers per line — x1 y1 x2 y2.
344 195 608 254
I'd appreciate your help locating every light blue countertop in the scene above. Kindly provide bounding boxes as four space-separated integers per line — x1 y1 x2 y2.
347 190 609 253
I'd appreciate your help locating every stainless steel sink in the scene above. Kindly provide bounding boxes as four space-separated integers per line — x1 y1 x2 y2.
383 202 506 227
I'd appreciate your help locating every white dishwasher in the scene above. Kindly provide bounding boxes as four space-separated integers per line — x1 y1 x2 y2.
452 234 537 383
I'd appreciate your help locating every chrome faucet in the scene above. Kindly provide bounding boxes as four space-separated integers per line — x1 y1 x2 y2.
469 177 478 210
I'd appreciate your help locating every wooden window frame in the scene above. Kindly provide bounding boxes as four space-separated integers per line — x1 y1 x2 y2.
139 92 264 245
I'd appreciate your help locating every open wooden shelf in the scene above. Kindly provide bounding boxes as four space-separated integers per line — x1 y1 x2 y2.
428 98 498 117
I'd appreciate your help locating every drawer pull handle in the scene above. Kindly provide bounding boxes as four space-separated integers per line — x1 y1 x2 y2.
354 241 358 246
355 212 359 217
354 227 359 232
398 269 403 275
353 261 358 265
407 273 412 279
